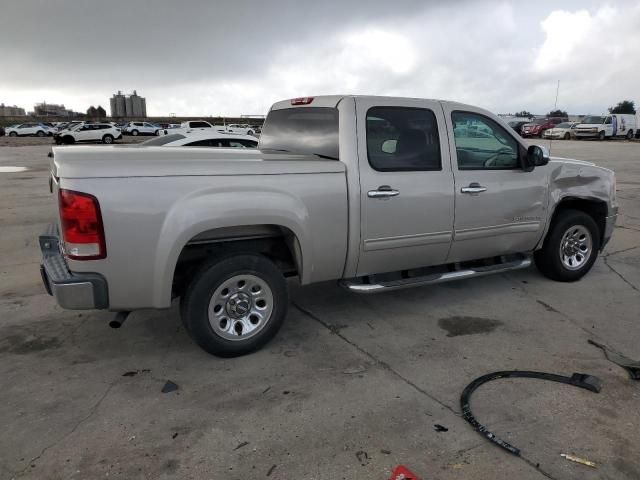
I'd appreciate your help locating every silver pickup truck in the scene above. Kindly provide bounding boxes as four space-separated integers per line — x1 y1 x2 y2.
40 95 617 357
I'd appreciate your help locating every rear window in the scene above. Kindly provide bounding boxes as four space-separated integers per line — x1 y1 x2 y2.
142 134 186 146
259 107 339 159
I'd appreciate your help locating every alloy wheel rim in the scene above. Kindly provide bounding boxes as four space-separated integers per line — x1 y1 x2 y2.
559 225 592 270
208 274 273 341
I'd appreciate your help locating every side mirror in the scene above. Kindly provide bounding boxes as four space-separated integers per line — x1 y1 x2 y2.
525 145 549 170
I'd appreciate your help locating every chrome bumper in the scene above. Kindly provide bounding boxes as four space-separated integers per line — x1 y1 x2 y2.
39 224 109 310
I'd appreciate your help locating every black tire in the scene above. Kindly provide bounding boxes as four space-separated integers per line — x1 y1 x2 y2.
102 134 114 144
598 131 605 141
154 129 160 136
9 131 17 137
37 130 45 137
626 130 633 140
63 135 75 145
534 209 600 282
131 129 139 136
564 133 570 140
180 253 288 357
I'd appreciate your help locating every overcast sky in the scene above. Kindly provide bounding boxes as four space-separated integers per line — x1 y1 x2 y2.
1 0 638 116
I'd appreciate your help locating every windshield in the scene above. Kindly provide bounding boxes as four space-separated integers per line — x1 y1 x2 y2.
141 133 186 146
582 116 605 124
259 107 339 159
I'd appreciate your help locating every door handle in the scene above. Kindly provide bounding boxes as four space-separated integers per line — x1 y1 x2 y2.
461 182 487 194
367 185 400 198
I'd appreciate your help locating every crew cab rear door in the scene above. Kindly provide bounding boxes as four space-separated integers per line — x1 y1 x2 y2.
355 97 455 276
441 103 547 262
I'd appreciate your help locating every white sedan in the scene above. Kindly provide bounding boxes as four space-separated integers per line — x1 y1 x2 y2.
542 122 578 140
6 123 56 137
142 132 258 148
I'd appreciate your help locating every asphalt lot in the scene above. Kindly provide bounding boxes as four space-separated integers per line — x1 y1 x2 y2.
0 139 639 480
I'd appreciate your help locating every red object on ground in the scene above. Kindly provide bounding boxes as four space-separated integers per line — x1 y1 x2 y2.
389 465 421 480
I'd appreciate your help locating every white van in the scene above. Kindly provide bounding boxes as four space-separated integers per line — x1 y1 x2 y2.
575 114 636 140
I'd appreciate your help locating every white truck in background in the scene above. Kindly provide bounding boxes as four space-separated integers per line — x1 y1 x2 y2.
575 114 637 140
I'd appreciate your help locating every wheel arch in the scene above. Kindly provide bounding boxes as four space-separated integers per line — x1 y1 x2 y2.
540 197 607 250
152 190 312 308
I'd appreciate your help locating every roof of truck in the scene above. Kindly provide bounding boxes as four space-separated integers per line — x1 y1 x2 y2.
269 95 482 112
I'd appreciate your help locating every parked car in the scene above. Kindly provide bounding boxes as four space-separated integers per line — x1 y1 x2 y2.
574 114 637 140
507 120 529 135
54 123 122 144
521 118 565 138
124 121 161 136
39 95 616 357
221 124 257 136
6 122 56 137
542 122 578 140
142 132 258 148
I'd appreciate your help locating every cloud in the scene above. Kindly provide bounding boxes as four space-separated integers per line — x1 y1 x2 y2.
1 1 638 116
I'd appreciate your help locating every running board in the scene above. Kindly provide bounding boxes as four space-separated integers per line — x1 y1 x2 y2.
340 255 532 293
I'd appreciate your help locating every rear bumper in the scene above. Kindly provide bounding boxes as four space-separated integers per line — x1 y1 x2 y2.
39 224 109 310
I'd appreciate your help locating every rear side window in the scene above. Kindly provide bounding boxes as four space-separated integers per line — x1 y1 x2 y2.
259 107 339 159
366 107 441 171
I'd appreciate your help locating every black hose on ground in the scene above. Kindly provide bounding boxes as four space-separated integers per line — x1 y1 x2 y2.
460 370 602 456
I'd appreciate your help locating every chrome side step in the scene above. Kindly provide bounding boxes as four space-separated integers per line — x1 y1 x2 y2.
340 255 532 293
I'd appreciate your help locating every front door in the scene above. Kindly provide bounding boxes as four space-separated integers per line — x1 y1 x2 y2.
441 106 548 262
355 97 455 276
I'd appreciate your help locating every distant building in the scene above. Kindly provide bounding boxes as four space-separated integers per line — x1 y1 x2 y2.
33 102 75 117
0 103 27 116
110 90 147 118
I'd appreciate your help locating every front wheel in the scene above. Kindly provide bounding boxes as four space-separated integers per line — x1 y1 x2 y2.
534 209 600 282
9 132 18 137
37 130 45 137
564 133 570 140
102 134 114 144
598 131 605 141
180 254 288 357
131 129 139 136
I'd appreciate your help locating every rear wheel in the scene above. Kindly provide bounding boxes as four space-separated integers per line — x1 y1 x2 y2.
626 130 633 140
534 209 600 282
131 129 139 136
102 134 114 144
180 253 288 357
154 130 160 136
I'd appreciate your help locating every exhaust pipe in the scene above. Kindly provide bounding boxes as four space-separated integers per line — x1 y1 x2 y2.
109 311 131 329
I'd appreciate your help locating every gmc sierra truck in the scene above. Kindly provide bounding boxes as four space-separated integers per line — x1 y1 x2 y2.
39 95 617 357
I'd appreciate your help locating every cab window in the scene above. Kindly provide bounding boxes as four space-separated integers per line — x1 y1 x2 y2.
366 106 441 171
452 111 520 170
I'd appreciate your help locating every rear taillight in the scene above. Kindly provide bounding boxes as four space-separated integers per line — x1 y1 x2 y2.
58 189 106 260
291 97 314 105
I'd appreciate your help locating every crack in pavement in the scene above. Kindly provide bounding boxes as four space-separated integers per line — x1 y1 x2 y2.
293 301 561 480
292 302 459 415
602 245 640 257
603 257 639 292
15 381 116 478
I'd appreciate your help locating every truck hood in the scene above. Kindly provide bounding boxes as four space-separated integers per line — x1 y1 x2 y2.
51 145 345 178
575 124 600 128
